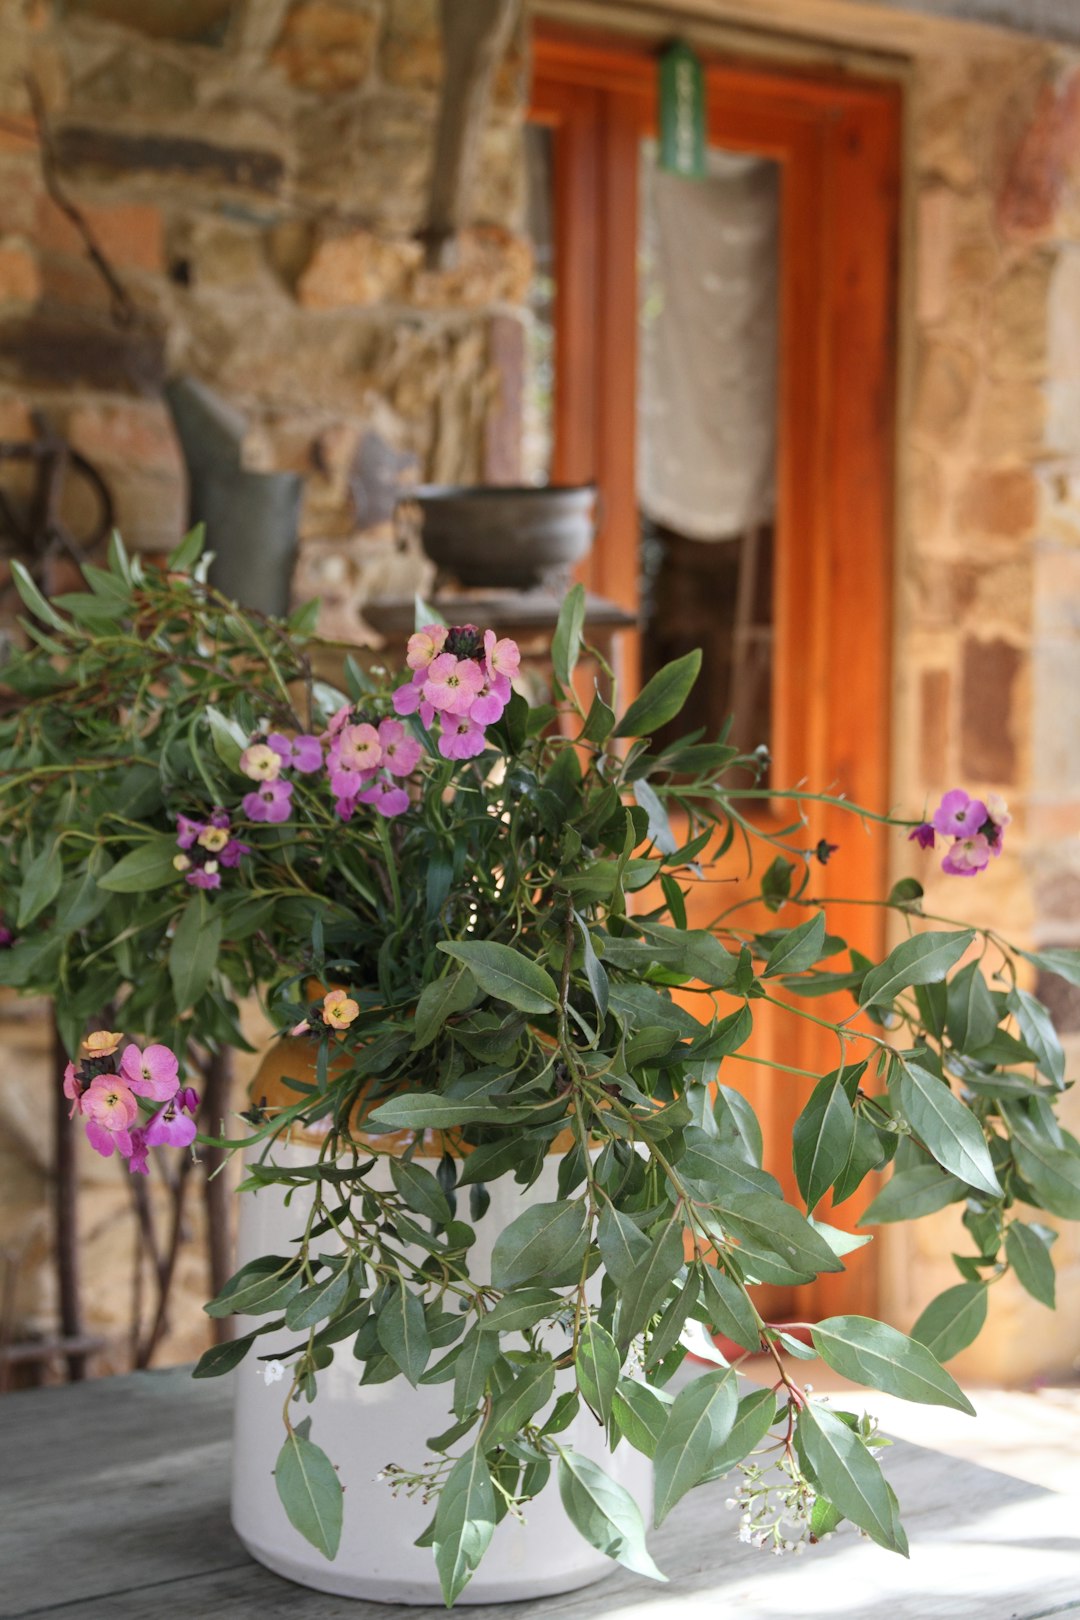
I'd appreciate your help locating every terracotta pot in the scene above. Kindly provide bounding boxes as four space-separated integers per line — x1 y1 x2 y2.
230 1040 651 1604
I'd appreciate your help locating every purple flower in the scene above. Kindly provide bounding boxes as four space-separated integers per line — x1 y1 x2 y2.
438 717 487 760
908 822 936 850
932 789 988 839
175 814 204 850
334 793 359 822
186 867 222 890
357 780 410 818
127 1128 150 1176
144 1099 197 1150
120 1043 179 1102
0 922 13 949
176 1086 199 1115
242 779 294 824
392 677 435 729
218 838 250 869
377 719 423 777
941 833 992 877
268 732 324 774
469 672 511 727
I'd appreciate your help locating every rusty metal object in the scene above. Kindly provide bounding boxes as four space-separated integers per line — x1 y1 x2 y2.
0 411 114 574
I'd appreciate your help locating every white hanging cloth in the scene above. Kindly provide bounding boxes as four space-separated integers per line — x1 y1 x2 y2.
638 141 780 541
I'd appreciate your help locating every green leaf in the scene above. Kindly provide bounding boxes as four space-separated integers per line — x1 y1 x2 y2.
633 779 678 856
615 1223 685 1348
477 1289 562 1334
551 582 587 689
557 1451 665 1581
597 1204 651 1286
794 1404 907 1555
611 1379 672 1458
811 1315 974 1412
577 1318 621 1427
1011 1134 1080 1218
720 1193 845 1285
1007 988 1065 1088
98 835 181 893
10 559 71 632
575 911 610 1025
700 1265 761 1352
368 1093 560 1130
286 1260 351 1332
17 841 63 927
390 1157 452 1225
859 931 975 1009
614 649 702 739
167 523 206 572
192 1330 261 1377
437 940 558 1014
412 969 476 1049
1004 1221 1056 1308
859 1162 967 1225
169 893 223 1013
490 1200 588 1290
764 912 826 978
893 1061 1001 1197
699 1387 778 1483
945 962 998 1053
274 1428 343 1559
793 1072 856 1213
433 1444 497 1606
580 688 617 745
1019 946 1080 987
911 1281 988 1362
204 1255 302 1318
487 1355 556 1445
205 705 248 773
453 1328 501 1417
653 1366 739 1524
376 1281 431 1385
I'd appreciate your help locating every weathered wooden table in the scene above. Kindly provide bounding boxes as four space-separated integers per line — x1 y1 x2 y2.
3 1367 1078 1619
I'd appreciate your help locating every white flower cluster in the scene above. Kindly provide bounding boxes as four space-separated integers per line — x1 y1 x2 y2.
724 1454 819 1556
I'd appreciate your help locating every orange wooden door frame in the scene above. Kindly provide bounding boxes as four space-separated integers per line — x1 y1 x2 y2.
531 26 901 1321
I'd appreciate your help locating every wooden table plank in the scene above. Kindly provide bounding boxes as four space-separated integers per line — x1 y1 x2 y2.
2 1368 1078 1620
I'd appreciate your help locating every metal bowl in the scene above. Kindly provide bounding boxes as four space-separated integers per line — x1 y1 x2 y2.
403 484 597 590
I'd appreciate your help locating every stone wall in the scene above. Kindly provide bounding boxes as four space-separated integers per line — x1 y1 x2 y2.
0 0 530 1373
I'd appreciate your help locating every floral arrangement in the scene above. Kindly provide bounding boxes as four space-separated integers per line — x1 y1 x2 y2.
2 534 1078 1605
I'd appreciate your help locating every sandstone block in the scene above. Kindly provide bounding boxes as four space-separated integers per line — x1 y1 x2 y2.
991 255 1052 377
69 48 197 116
66 400 183 478
295 95 430 220
919 667 950 785
913 339 976 440
0 242 41 303
273 0 378 92
979 379 1045 457
297 229 420 309
960 635 1021 783
59 0 237 45
957 466 1039 538
35 196 164 273
916 185 956 326
411 225 532 309
379 0 440 92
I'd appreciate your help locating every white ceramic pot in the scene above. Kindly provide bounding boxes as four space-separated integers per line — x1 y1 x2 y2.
230 1140 652 1604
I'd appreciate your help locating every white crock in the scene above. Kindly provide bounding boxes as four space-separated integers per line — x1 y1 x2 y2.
230 1140 652 1604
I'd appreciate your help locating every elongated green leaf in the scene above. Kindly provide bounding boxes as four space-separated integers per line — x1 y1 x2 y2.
1007 988 1065 1088
487 1355 556 1445
633 778 678 856
412 970 476 1050
945 962 998 1053
793 1073 856 1213
616 1223 685 1348
275 1428 343 1559
390 1157 452 1225
490 1200 588 1290
611 1379 672 1458
433 1445 496 1606
795 1404 907 1555
575 911 610 1025
376 1281 430 1385
168 523 206 572
859 1163 967 1225
893 1062 1001 1197
699 1387 778 1483
205 1255 302 1318
10 559 71 632
764 912 826 978
478 1288 562 1334
700 1264 761 1352
17 842 63 927
614 649 701 739
1012 1134 1080 1218
1005 1221 1056 1308
577 1318 621 1427
653 1366 739 1524
192 1329 261 1377
169 893 223 1013
911 1281 988 1362
859 930 975 1009
437 940 558 1014
97 836 181 893
597 1204 651 1286
552 583 587 688
453 1328 502 1417
720 1193 845 1285
286 1260 351 1332
368 1094 560 1130
811 1315 974 1412
205 704 247 773
1019 946 1080 986
557 1451 665 1580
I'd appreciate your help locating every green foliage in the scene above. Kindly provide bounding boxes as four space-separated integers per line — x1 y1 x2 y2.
1 545 1075 1599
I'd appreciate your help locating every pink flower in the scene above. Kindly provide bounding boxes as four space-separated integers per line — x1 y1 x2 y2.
438 717 487 760
218 838 250 869
121 1043 180 1101
406 625 448 670
186 866 221 890
334 793 359 822
484 630 521 682
63 1061 86 1118
176 814 204 850
83 1076 138 1159
239 742 282 782
176 1086 199 1114
325 703 353 737
243 779 294 823
328 765 366 801
985 793 1010 856
268 732 323 774
469 672 511 727
423 654 485 716
941 833 992 877
908 822 935 850
392 679 435 728
128 1128 149 1175
357 780 410 817
377 719 423 777
932 789 988 839
332 723 383 773
0 923 12 949
144 1099 197 1150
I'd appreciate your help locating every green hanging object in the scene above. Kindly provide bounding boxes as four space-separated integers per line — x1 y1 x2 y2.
658 41 706 178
